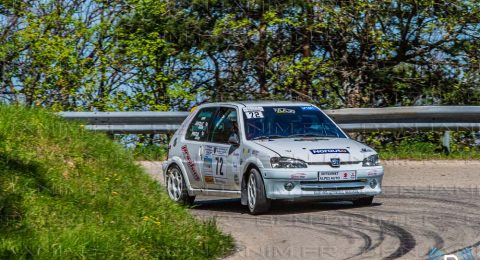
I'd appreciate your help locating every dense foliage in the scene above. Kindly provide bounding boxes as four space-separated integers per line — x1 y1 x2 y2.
1 0 480 111
0 105 232 258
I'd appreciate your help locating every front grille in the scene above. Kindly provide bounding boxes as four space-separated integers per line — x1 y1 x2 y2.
300 179 367 191
300 179 367 185
307 161 362 166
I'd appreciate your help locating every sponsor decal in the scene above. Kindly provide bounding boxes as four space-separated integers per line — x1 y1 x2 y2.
243 107 264 119
213 146 228 156
181 145 200 181
204 145 230 183
318 170 356 181
313 190 361 195
193 121 207 130
290 173 307 179
273 108 295 114
204 156 213 173
204 176 214 184
212 146 228 180
310 148 349 154
203 145 214 176
243 106 264 112
300 106 319 111
244 111 263 119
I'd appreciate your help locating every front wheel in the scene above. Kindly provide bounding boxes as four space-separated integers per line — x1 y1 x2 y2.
166 165 195 205
352 196 374 207
247 168 271 214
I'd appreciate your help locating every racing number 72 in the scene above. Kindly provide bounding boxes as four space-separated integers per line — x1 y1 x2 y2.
247 111 261 118
215 157 224 176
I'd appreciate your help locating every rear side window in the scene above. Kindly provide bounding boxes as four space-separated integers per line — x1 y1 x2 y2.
186 107 216 141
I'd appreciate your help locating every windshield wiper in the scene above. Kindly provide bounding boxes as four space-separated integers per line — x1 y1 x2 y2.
287 133 338 138
252 135 284 140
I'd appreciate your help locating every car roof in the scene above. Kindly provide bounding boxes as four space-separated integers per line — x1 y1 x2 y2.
199 100 314 108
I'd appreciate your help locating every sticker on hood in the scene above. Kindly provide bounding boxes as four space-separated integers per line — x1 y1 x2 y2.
310 149 349 154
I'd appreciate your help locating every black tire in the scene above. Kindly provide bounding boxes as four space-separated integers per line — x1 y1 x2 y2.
166 164 195 206
246 168 271 214
352 196 374 207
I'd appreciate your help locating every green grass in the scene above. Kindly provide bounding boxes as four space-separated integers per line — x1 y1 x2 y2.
0 105 233 259
132 144 168 161
377 141 480 160
362 131 480 160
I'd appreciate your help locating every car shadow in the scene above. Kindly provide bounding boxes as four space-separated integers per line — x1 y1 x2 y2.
190 197 382 215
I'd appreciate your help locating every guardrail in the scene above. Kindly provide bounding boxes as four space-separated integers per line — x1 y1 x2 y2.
327 106 480 131
59 111 188 133
59 106 480 134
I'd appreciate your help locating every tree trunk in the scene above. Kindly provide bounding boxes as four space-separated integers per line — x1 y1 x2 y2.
301 0 314 99
257 20 268 96
345 72 363 108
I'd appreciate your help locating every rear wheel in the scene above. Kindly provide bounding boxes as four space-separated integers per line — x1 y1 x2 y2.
166 165 195 205
352 196 374 207
247 168 271 214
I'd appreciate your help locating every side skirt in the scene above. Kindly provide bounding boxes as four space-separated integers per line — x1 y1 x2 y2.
190 188 241 198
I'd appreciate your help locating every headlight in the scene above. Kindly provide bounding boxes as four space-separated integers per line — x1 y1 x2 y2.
363 154 380 167
270 157 308 168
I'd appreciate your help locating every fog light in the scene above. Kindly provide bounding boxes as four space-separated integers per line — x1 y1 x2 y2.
284 182 295 191
369 179 378 189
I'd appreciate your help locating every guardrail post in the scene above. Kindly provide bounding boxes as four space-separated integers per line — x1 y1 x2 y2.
442 131 451 155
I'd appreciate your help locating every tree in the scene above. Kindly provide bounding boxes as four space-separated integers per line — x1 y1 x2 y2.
1 0 480 110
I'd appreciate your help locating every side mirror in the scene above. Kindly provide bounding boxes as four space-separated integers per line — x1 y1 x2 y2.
228 133 240 146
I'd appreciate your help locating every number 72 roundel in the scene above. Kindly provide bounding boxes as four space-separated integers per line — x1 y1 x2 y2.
243 107 264 119
203 145 228 184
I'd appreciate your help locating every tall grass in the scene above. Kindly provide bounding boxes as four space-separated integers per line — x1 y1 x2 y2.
0 105 232 259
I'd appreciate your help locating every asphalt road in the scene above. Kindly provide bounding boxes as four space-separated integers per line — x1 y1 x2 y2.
141 160 480 260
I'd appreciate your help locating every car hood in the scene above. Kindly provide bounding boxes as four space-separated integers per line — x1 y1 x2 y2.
253 138 374 163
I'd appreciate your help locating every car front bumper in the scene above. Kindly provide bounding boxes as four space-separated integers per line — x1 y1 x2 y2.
262 165 384 200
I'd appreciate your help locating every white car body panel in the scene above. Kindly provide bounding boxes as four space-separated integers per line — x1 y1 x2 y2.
163 101 384 202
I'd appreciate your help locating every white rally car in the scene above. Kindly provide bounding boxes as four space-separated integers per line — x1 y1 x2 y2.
163 101 383 214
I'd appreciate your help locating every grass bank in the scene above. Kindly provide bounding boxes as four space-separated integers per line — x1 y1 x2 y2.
0 105 233 259
377 141 480 160
362 131 480 160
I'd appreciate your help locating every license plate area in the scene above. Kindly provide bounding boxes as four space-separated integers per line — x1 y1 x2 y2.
318 170 357 181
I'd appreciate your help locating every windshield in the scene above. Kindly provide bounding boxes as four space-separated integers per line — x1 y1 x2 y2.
243 106 347 140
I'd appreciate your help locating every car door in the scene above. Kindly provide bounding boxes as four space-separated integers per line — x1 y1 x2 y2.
181 107 217 189
201 106 241 190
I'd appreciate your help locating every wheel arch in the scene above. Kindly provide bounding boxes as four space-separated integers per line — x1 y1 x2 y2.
164 157 195 196
241 163 262 205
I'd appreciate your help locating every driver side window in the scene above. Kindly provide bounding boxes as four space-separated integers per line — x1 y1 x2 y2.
210 107 238 144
